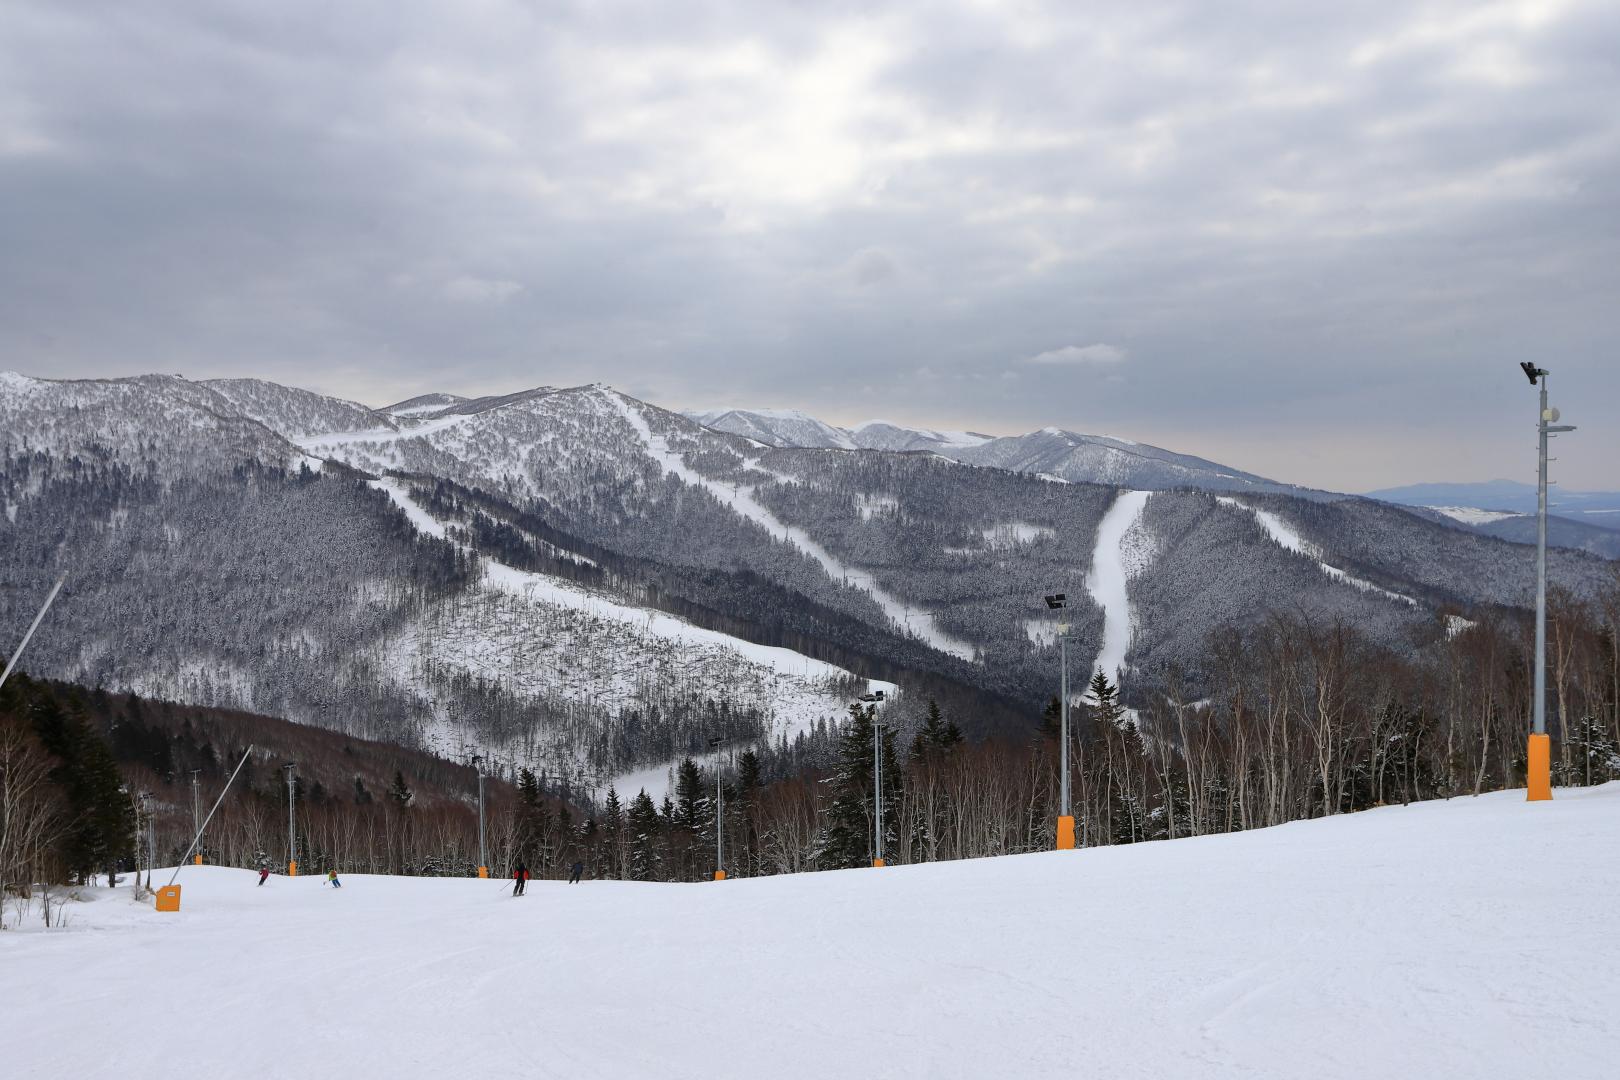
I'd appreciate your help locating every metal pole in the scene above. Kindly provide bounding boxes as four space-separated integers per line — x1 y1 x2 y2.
1060 631 1070 817
716 769 724 878
873 709 884 867
0 574 65 694
190 770 201 862
1524 364 1574 802
478 769 487 875
284 763 297 875
168 745 255 887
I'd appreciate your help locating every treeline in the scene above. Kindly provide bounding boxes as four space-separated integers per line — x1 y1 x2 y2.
5 587 1618 907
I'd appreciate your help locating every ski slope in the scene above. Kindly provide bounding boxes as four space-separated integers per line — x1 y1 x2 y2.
9 784 1619 1079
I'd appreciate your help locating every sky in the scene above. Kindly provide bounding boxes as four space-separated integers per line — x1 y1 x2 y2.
1 0 1616 492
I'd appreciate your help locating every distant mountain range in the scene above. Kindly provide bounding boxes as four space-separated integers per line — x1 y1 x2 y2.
684 408 1311 495
1368 481 1620 560
3 372 1613 798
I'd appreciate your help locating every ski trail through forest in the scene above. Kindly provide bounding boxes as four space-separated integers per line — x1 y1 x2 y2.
1087 489 1152 685
604 389 977 661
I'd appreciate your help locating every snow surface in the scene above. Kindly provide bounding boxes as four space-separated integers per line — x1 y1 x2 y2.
604 390 976 661
8 784 1620 1079
1086 490 1152 683
1218 497 1419 607
1426 505 1521 526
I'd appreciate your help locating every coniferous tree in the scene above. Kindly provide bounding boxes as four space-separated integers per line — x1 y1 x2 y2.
29 694 134 884
601 785 625 879
626 789 661 881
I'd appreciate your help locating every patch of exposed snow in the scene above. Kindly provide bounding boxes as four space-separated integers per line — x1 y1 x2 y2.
1426 506 1520 526
1445 614 1478 638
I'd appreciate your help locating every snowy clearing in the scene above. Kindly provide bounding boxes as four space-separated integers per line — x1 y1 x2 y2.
6 784 1619 1079
1086 489 1152 683
1426 505 1521 525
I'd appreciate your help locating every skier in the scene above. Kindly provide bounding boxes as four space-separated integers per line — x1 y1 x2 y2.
326 869 342 888
257 867 270 887
568 860 584 884
513 863 529 896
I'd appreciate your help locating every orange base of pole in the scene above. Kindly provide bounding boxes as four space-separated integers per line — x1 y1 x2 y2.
1056 815 1076 850
1527 733 1552 801
156 885 181 912
193 854 203 865
714 870 727 881
477 866 489 879
872 858 886 868
288 860 297 877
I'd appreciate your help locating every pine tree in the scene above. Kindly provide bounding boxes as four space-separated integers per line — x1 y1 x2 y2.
602 785 625 879
626 789 661 881
913 699 963 759
816 703 903 870
29 693 134 884
387 770 414 807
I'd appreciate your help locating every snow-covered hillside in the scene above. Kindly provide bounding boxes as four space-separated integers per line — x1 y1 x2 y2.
8 783 1618 1079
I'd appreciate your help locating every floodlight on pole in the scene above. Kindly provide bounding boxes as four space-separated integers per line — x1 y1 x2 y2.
283 763 298 876
858 690 888 868
472 755 488 878
1044 593 1076 850
190 770 203 865
707 735 740 881
1522 364 1575 802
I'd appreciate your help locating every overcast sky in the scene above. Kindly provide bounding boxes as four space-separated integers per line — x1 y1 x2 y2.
2 1 1616 491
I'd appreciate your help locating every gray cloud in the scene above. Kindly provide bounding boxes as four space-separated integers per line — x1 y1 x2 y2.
1 0 1616 491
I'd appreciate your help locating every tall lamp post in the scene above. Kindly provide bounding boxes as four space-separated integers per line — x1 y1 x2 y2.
472 755 488 878
860 690 889 867
706 737 735 881
190 770 203 865
283 763 298 876
1520 362 1576 802
1045 594 1076 849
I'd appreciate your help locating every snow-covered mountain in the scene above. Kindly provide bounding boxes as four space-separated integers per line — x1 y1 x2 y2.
382 392 468 418
684 406 1303 494
4 370 1614 797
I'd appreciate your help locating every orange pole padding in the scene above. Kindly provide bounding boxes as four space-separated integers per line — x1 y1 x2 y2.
1527 733 1552 801
714 870 727 881
193 854 203 865
872 858 886 868
288 860 298 877
155 885 181 912
477 866 489 879
1056 815 1077 850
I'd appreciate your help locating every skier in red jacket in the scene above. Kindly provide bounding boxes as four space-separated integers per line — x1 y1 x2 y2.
512 864 529 896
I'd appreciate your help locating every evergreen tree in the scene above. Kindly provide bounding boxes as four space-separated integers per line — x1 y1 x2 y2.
626 789 661 881
601 785 625 879
387 770 414 807
913 699 964 759
29 694 134 884
816 703 903 870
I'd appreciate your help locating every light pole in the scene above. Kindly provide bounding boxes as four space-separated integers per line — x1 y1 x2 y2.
860 691 888 867
283 763 298 876
190 770 203 865
1520 362 1576 802
473 755 488 878
1045 593 1076 849
707 735 741 881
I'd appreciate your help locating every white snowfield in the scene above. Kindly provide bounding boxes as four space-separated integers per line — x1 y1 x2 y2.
10 784 1618 1080
1086 489 1153 682
1217 496 1418 606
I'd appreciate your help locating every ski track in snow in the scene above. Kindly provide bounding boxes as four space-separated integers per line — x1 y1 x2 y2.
1086 489 1152 685
602 389 977 661
1216 498 1418 607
